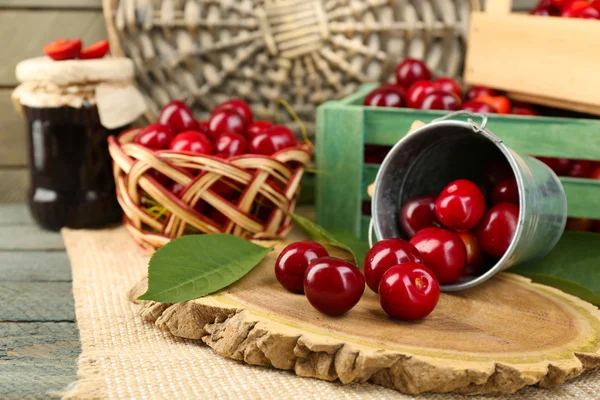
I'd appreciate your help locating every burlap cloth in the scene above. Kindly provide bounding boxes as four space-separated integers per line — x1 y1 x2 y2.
61 226 600 399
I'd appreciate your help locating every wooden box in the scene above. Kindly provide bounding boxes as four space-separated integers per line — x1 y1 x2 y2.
315 84 600 241
465 0 600 115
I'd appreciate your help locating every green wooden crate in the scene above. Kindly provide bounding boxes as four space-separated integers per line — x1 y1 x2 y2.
316 84 600 241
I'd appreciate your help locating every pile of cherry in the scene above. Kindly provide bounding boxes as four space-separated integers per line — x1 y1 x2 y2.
531 0 600 18
363 58 538 115
131 99 299 224
275 174 519 321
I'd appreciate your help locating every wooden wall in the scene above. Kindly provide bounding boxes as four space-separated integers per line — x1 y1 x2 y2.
0 0 106 203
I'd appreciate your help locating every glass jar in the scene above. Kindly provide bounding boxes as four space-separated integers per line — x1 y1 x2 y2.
23 104 125 231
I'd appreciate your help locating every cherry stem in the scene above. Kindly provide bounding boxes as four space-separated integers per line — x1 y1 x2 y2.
276 98 313 147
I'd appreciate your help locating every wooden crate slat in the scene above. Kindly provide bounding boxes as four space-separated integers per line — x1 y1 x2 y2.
0 9 107 86
0 89 27 167
316 105 365 237
465 13 600 114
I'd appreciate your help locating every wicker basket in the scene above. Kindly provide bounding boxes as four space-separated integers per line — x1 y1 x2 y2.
108 128 311 252
102 0 481 134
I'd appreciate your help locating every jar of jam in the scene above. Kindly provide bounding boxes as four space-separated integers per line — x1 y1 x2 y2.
12 57 147 231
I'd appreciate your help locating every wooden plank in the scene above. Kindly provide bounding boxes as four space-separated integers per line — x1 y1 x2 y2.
0 282 74 321
316 104 365 237
0 252 71 282
485 0 512 14
0 169 28 203
0 204 32 225
0 322 79 399
0 10 107 86
0 0 101 8
0 225 64 251
0 89 27 167
465 14 600 112
508 90 600 117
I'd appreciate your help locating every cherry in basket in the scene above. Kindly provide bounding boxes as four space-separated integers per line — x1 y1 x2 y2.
246 120 274 139
409 227 467 284
133 123 174 150
169 131 213 155
208 109 246 140
43 39 82 61
363 87 404 108
249 125 297 155
212 99 253 125
435 179 486 232
159 100 198 134
214 132 249 158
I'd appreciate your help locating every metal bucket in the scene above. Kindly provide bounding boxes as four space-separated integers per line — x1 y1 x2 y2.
371 111 567 291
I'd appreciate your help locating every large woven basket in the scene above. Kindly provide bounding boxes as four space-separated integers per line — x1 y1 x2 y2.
108 128 311 252
103 0 481 134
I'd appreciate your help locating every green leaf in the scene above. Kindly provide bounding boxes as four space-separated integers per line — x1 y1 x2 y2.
290 213 370 268
138 234 272 303
512 231 600 307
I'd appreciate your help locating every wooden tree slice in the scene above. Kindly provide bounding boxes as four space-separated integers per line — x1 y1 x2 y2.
130 244 600 395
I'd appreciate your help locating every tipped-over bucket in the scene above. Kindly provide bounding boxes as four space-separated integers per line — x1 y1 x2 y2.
371 111 567 291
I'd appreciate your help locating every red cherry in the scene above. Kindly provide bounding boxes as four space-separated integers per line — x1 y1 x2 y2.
212 99 253 125
566 160 596 178
464 85 499 101
485 159 513 187
197 120 210 134
511 102 538 116
435 179 486 232
379 263 440 320
399 195 439 238
214 132 249 158
208 109 246 140
476 202 520 259
566 217 593 232
246 120 274 140
169 131 213 155
562 1 600 17
590 166 600 180
133 123 174 150
380 83 407 96
363 87 404 108
304 257 365 316
457 232 484 275
461 100 498 113
434 77 462 98
474 95 511 114
249 125 297 155
147 169 171 187
406 80 436 108
491 178 519 205
43 38 82 61
211 179 242 200
409 228 466 284
551 0 574 9
158 100 198 134
79 40 110 59
275 241 329 294
170 182 186 198
363 238 423 293
535 157 572 175
420 91 461 111
395 58 432 89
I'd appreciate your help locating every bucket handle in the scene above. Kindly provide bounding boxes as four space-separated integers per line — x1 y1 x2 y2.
368 218 376 248
431 111 501 143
